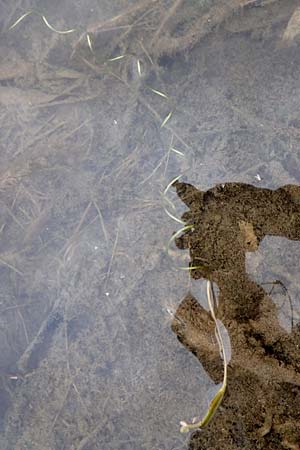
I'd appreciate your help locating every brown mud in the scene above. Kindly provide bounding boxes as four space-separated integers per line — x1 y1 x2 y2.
172 181 300 449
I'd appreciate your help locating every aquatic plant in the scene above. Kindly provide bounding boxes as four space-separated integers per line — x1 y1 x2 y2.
9 11 76 34
180 280 232 433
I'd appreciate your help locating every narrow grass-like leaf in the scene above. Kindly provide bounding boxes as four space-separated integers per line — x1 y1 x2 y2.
163 174 182 198
137 59 142 77
171 147 185 157
148 87 168 99
9 11 32 30
41 15 75 34
161 111 173 128
86 33 94 53
163 207 185 225
167 224 193 256
108 55 126 62
180 281 231 433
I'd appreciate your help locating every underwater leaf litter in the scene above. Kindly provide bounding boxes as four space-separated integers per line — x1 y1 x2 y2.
1 0 300 449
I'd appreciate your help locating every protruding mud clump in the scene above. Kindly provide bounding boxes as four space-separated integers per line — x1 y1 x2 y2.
172 181 300 450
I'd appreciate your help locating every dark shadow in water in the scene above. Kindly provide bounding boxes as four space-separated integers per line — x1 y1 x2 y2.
171 181 300 450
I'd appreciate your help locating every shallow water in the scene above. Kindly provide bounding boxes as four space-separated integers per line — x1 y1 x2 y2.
0 1 300 449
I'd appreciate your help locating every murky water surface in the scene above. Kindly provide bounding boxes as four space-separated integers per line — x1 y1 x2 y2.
0 1 300 449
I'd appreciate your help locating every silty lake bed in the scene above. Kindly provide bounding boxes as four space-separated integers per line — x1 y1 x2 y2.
0 1 300 449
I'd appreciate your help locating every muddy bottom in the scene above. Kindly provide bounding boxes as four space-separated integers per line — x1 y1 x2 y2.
171 181 300 449
1 0 300 449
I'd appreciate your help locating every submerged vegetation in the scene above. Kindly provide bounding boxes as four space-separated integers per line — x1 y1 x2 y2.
180 280 232 433
9 0 297 66
2 1 300 449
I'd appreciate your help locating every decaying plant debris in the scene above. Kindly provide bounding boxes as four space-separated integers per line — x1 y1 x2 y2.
281 6 300 46
1 0 300 449
74 0 281 62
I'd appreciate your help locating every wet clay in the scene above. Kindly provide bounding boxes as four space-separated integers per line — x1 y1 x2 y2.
172 181 300 450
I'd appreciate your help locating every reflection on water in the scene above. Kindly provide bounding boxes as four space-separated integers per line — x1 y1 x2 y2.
0 0 300 449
